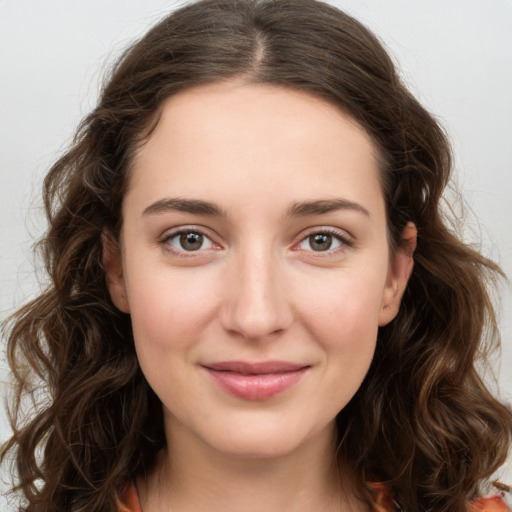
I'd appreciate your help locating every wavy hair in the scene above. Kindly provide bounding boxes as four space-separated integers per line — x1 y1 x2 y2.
2 0 511 510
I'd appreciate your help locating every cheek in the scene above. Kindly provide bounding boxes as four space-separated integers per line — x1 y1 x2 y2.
294 270 385 396
125 268 223 400
296 271 386 342
278 274 383 427
311 276 383 401
125 265 220 351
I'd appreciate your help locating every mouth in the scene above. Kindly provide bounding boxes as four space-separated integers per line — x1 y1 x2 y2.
201 361 309 401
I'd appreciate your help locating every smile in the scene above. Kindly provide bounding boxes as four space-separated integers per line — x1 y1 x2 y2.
202 361 309 401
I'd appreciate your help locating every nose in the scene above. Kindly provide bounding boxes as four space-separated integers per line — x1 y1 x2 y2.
220 244 293 342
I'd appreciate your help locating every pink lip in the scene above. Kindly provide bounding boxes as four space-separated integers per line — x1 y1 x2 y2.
202 361 309 401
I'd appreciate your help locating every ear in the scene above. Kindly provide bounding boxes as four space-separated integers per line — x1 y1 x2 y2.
102 232 130 313
378 222 417 326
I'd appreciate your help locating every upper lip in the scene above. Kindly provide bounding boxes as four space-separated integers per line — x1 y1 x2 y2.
202 361 309 375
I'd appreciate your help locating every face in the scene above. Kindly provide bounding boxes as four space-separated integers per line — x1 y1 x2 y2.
104 82 414 460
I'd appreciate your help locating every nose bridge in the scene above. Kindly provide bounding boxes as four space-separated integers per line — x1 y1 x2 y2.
222 240 291 341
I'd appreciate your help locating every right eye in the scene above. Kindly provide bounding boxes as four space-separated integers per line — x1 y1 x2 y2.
161 229 216 253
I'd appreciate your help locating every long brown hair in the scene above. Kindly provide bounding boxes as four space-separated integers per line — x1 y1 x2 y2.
2 1 510 510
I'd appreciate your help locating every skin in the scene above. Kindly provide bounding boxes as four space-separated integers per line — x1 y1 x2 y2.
104 81 416 511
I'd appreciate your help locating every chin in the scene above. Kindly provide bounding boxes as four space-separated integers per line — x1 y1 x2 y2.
201 418 336 462
213 436 306 461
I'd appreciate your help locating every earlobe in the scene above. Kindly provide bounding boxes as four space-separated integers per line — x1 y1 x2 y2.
378 222 417 326
102 232 130 313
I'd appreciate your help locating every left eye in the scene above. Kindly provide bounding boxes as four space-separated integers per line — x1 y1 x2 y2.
167 230 215 252
298 232 344 252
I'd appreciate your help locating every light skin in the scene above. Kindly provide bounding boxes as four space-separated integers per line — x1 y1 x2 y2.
104 81 416 511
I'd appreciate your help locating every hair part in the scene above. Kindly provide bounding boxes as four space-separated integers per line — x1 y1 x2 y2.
2 1 511 511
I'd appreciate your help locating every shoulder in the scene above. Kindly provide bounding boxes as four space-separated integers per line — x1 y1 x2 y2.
369 482 511 512
470 494 511 512
118 481 512 512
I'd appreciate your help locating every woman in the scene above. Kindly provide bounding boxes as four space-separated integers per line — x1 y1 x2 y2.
1 0 511 510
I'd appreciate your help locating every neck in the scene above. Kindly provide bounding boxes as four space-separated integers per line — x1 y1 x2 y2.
138 420 369 512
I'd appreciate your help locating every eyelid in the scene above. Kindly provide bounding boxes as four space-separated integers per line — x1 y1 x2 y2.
293 226 355 254
159 225 223 255
157 224 354 257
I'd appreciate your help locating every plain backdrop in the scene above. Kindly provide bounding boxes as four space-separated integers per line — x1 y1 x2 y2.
1 0 511 508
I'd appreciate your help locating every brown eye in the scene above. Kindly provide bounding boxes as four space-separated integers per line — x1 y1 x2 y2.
297 231 345 253
165 230 214 252
179 232 204 251
309 233 333 251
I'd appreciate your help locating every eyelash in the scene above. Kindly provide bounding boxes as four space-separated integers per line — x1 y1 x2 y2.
295 228 354 256
159 226 354 257
159 227 218 256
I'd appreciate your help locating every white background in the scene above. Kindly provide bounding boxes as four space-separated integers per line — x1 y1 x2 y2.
1 0 511 508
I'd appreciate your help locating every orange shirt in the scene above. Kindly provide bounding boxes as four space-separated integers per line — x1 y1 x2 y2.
120 481 510 511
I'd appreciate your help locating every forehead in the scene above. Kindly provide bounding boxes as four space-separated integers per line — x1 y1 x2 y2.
127 82 384 221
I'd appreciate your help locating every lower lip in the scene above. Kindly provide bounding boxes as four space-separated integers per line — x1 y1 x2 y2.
204 368 308 401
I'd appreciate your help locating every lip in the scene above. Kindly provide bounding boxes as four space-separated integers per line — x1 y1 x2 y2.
202 360 309 401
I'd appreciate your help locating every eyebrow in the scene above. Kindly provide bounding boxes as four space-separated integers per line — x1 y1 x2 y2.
142 198 228 217
142 197 370 219
286 198 370 218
